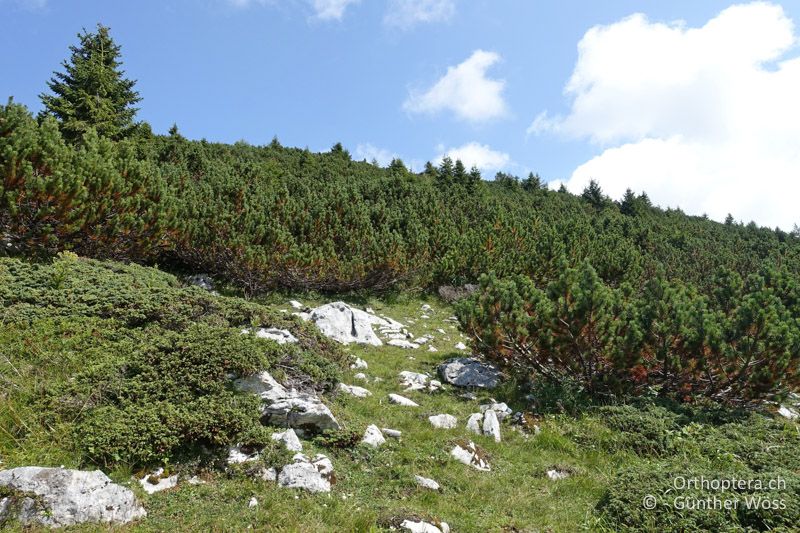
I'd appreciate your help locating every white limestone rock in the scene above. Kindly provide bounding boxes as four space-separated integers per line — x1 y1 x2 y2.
388 394 419 407
428 414 458 429
482 409 502 443
138 468 178 494
400 519 448 533
481 401 512 421
248 496 258 508
414 475 440 491
309 301 399 346
350 357 369 370
227 445 259 465
546 469 570 481
450 441 490 471
339 383 372 398
353 372 368 381
466 413 483 435
289 300 304 310
0 467 146 528
382 428 402 439
253 327 298 344
778 405 799 420
277 454 333 493
362 425 386 448
234 371 340 432
389 339 420 349
454 342 467 351
271 428 303 452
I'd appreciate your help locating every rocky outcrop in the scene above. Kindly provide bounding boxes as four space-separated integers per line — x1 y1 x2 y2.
0 467 146 528
438 357 500 389
233 371 339 432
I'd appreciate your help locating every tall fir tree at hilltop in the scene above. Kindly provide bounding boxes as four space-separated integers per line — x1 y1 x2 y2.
40 24 140 142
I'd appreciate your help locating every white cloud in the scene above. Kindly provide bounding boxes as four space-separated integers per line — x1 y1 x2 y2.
384 0 455 29
309 0 359 20
228 0 357 21
404 49 508 122
355 143 398 166
532 2 800 229
436 142 511 173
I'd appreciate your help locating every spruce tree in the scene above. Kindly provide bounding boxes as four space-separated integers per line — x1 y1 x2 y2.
40 24 140 142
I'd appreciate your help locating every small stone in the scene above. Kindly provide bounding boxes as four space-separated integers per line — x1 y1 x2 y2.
382 428 402 438
389 339 420 349
258 467 278 482
414 475 440 491
481 402 512 421
362 425 386 448
187 476 206 485
253 327 298 344
466 413 483 435
248 497 258 508
546 469 570 480
138 468 178 494
354 372 368 381
339 383 372 398
388 394 419 407
350 357 369 370
428 345 438 352
399 371 429 390
428 414 458 429
482 410 501 443
421 304 433 312
450 441 490 471
227 445 259 464
400 519 446 533
271 428 303 452
778 405 799 420
289 300 304 310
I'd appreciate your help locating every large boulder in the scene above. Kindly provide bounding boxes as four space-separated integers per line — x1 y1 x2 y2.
309 302 390 345
0 467 146 528
437 357 501 389
234 371 339 432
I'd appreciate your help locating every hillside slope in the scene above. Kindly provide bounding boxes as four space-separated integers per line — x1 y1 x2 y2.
1 257 799 531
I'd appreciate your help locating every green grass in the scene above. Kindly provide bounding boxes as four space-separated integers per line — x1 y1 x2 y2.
2 260 798 532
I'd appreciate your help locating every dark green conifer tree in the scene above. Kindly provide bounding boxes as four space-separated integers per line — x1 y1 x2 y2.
40 24 141 142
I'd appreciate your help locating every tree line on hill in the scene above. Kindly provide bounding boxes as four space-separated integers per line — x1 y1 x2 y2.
2 24 799 404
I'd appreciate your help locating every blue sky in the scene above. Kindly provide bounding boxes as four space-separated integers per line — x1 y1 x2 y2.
3 0 800 229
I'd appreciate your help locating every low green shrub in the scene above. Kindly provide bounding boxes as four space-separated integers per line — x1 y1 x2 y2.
0 256 344 469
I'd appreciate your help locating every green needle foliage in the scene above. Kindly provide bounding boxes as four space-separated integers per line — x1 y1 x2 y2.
457 264 800 405
40 24 141 142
